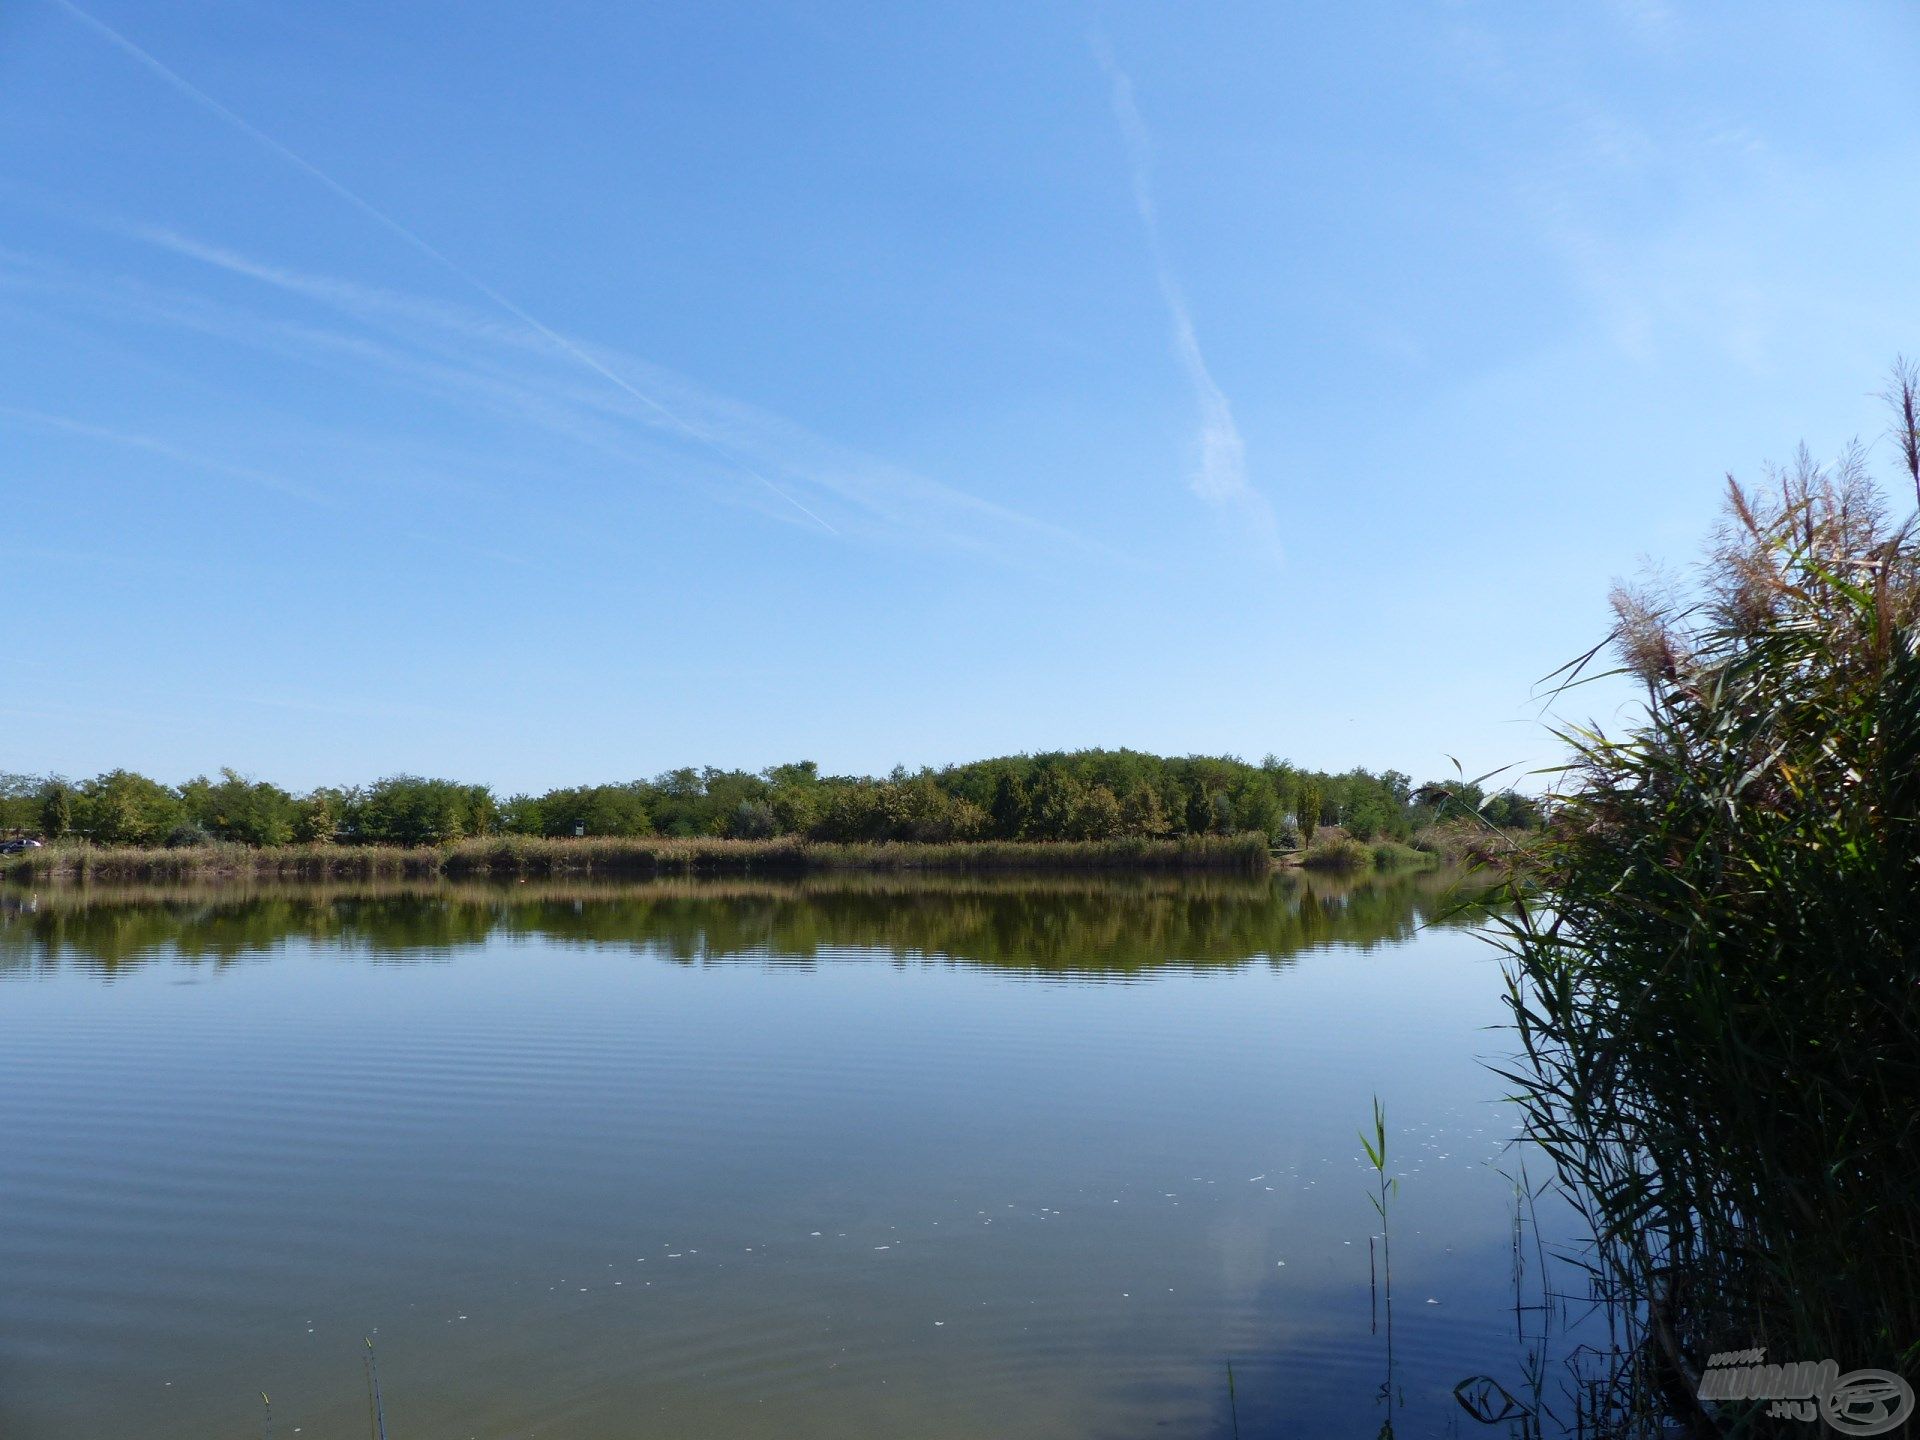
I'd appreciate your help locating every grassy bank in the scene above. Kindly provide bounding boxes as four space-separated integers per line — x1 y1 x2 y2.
2 832 1277 885
1290 820 1519 871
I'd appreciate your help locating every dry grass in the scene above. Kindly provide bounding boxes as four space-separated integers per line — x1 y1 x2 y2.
2 832 1276 885
1410 819 1533 869
1298 831 1374 870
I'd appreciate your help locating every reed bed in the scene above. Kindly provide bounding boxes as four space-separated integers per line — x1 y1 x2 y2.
1410 818 1528 869
1496 460 1920 1427
1297 832 1377 870
2 831 1276 885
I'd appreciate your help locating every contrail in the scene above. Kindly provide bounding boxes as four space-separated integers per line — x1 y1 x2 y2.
1093 36 1278 560
0 401 324 502
51 0 840 534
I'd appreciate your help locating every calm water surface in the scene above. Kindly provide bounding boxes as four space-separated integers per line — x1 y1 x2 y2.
0 871 1580 1438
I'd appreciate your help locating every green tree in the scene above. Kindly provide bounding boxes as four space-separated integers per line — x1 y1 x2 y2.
356 776 489 845
293 790 338 844
727 799 777 838
0 773 40 832
1069 783 1124 840
535 784 652 837
1296 781 1322 847
1227 775 1282 838
1345 792 1392 841
1180 776 1211 834
77 770 182 846
768 784 817 835
647 767 712 836
1482 790 1541 829
987 771 1030 839
497 793 542 835
764 760 820 789
41 782 72 839
1025 767 1085 840
184 768 298 846
1119 781 1166 836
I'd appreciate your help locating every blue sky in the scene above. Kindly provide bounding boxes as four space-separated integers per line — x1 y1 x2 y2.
4 1 1918 793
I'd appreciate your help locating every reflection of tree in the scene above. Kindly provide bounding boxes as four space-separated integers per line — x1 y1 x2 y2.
0 870 1493 977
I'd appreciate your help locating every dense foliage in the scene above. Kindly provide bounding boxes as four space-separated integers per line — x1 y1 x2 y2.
1501 401 1920 1420
0 752 1538 849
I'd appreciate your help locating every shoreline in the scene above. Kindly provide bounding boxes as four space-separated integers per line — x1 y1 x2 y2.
3 833 1289 885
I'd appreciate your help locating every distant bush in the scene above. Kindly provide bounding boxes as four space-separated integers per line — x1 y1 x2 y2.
1299 833 1371 870
727 800 777 839
1369 840 1428 868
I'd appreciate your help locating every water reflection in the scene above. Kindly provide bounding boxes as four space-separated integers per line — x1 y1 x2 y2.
0 868 1563 1440
0 867 1490 977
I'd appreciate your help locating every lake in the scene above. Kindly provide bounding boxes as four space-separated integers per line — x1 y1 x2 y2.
0 871 1589 1438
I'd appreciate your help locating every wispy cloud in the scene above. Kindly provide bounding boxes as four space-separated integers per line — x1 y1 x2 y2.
1095 39 1278 557
1437 10 1791 373
23 0 1127 567
51 0 844 534
0 401 324 502
0 232 1116 565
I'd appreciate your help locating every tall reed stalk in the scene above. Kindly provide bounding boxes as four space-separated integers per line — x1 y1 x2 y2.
1362 1095 1399 1434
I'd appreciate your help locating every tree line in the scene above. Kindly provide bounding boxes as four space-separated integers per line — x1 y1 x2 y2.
0 750 1540 849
